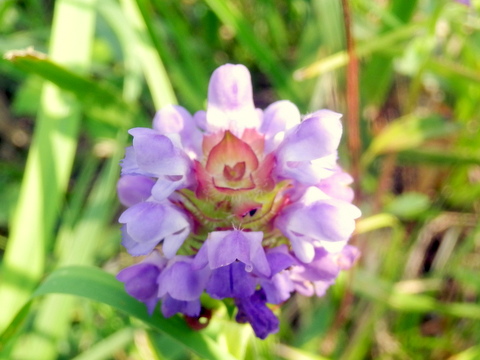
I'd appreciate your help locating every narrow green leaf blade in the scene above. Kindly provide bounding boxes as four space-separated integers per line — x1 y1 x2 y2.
32 266 237 360
4 49 142 127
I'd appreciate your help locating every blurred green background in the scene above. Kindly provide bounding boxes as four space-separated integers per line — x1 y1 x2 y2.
1 0 479 359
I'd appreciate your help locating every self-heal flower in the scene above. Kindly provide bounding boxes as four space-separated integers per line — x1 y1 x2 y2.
117 64 361 339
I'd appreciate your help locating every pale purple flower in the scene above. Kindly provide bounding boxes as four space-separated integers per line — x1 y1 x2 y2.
116 63 361 339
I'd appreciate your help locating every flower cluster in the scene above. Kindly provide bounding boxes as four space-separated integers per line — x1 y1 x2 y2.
116 64 361 339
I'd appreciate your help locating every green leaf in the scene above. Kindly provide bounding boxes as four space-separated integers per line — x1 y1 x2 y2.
0 0 99 334
353 270 480 319
362 114 459 166
384 192 432 220
4 48 144 128
27 266 236 360
397 148 480 166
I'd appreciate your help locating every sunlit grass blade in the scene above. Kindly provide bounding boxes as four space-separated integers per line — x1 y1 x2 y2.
70 328 135 360
0 0 97 333
148 0 210 109
120 0 177 109
294 22 422 80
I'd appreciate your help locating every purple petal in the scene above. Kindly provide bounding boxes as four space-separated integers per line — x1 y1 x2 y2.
150 175 192 202
297 247 340 282
260 272 295 304
153 105 202 157
206 262 257 299
162 226 191 259
313 280 335 297
206 64 260 134
117 175 155 207
317 168 355 202
129 128 192 177
119 201 190 257
193 110 207 131
116 251 167 314
274 111 342 184
157 258 210 301
260 100 301 152
276 187 361 262
277 110 343 162
235 290 279 339
336 245 360 270
120 225 160 257
264 245 296 275
205 230 270 277
121 147 154 176
278 154 338 185
292 279 315 297
192 243 208 270
161 294 201 318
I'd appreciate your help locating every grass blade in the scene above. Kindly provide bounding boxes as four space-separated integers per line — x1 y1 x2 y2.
0 0 97 333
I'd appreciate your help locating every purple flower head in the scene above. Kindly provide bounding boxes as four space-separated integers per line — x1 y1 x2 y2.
116 64 361 338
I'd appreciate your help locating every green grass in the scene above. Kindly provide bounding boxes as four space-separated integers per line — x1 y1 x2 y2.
1 0 480 359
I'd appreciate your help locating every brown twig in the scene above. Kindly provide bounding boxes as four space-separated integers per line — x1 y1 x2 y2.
318 2 361 354
341 0 361 201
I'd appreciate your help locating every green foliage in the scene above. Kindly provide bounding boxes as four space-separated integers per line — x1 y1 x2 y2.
1 0 479 359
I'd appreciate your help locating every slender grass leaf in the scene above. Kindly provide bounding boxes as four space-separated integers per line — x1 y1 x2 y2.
0 0 97 333
70 328 134 360
398 148 480 166
121 0 177 109
4 48 143 127
294 21 422 80
204 0 301 102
